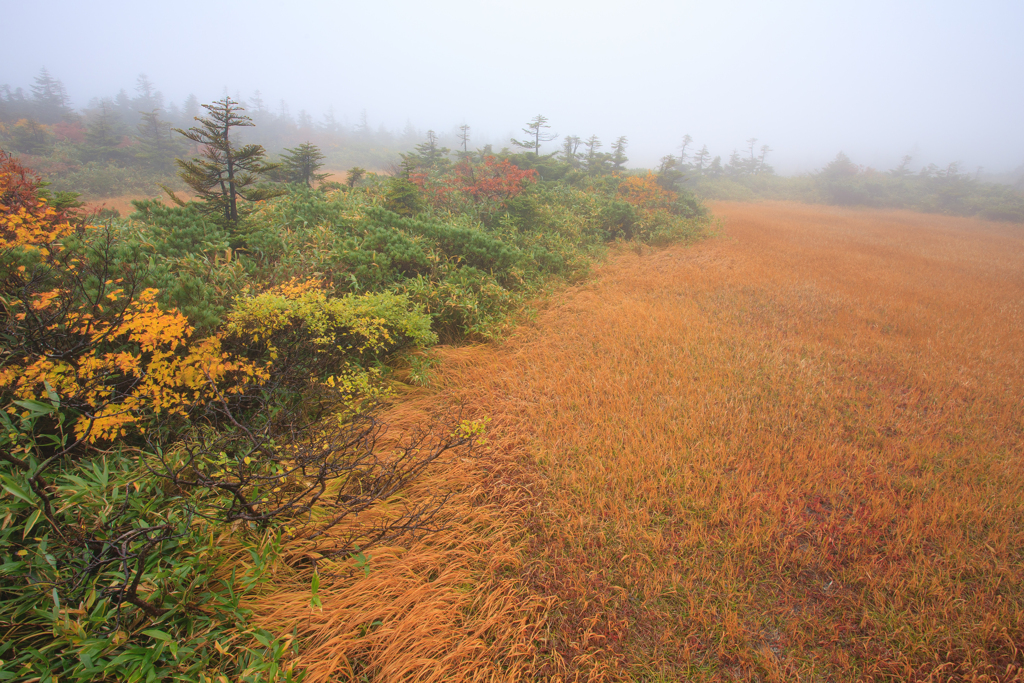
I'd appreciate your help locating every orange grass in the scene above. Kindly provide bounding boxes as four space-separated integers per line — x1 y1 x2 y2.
257 201 1024 681
250 395 551 682
82 194 191 216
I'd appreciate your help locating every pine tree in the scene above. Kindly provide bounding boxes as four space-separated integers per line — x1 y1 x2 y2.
402 130 450 170
456 124 471 159
679 134 693 166
346 167 367 188
561 136 583 169
281 142 328 187
611 136 629 171
657 154 684 189
583 135 607 175
11 119 53 155
693 145 711 174
182 94 200 121
756 145 774 175
132 74 164 115
512 115 557 157
171 97 282 225
84 100 125 163
134 109 184 172
30 67 70 123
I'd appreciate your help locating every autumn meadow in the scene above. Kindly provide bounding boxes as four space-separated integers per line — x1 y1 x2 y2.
5 77 1024 682
251 201 1024 681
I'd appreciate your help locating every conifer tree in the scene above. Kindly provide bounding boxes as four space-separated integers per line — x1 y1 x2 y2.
512 114 557 157
10 119 53 155
657 153 684 189
30 67 70 123
182 94 200 121
134 109 184 172
346 167 367 188
171 97 282 225
280 142 328 187
561 135 582 169
401 130 450 170
611 136 629 171
83 100 125 163
456 124 471 159
583 135 606 175
132 74 163 114
693 144 711 174
679 134 693 166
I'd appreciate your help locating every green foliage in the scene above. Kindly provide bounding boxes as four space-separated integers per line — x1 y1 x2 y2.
400 130 450 171
335 226 432 291
511 114 557 157
0 398 299 683
133 109 185 174
82 102 126 164
405 353 440 386
365 207 523 282
346 167 367 188
131 199 230 259
125 200 242 332
383 177 425 217
10 118 54 155
598 199 639 240
398 266 525 342
233 186 430 292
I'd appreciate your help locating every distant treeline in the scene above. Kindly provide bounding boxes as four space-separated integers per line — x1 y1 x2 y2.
0 69 423 196
3 68 1023 221
683 149 1024 222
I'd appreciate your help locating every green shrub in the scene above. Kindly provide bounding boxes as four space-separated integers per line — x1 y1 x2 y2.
332 226 432 291
130 200 230 259
382 177 424 217
398 266 524 341
364 207 524 284
598 199 638 240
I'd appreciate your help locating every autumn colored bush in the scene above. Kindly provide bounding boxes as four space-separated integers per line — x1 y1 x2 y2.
1 149 79 247
410 155 538 219
616 171 677 211
0 189 287 680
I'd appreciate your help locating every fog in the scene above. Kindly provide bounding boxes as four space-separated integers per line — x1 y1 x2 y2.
3 0 1022 174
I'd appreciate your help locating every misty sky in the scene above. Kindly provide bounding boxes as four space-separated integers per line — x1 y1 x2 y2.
3 0 1022 173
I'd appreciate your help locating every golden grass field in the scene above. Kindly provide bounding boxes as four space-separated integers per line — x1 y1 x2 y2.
83 194 163 216
255 201 1024 681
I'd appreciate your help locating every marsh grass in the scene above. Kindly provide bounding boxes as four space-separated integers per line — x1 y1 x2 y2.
255 201 1024 680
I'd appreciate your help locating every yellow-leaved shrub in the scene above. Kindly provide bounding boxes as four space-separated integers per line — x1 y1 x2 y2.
2 286 270 443
224 282 436 412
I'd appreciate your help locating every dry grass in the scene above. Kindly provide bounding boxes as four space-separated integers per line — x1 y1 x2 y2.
250 394 551 682
255 201 1024 681
82 194 166 217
